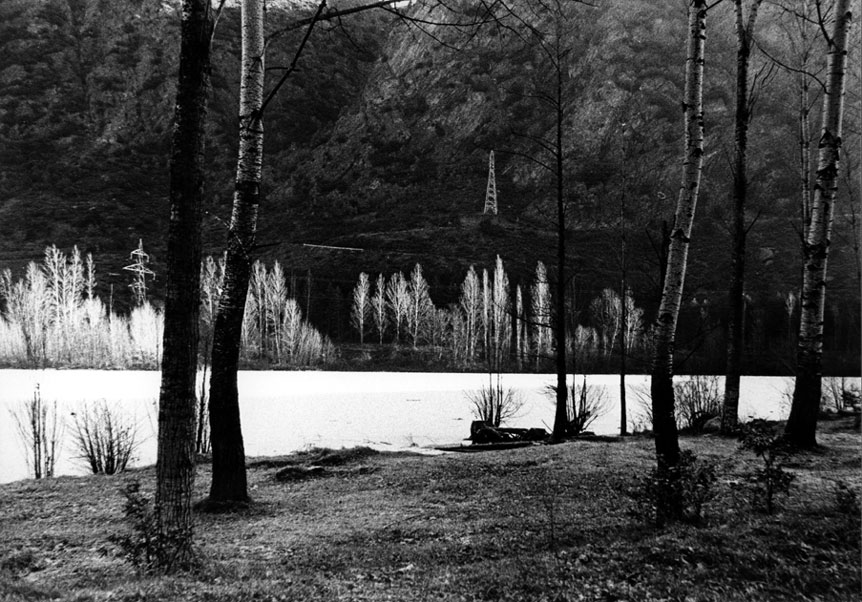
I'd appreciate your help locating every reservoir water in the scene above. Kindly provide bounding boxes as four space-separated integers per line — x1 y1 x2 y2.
0 370 803 484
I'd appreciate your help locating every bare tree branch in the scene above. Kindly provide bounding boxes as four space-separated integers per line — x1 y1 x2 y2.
495 148 554 173
259 0 327 116
266 0 403 47
814 0 833 47
753 37 828 93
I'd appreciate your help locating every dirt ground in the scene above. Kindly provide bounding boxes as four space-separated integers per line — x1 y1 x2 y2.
1 419 859 601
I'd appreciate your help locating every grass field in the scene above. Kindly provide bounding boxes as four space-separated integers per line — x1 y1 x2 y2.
1 419 859 601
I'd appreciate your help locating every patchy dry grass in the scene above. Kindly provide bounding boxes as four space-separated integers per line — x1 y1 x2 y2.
1 420 859 602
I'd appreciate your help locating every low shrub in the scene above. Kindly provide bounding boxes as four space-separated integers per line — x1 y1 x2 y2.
113 480 195 573
630 383 653 433
822 376 861 413
113 480 158 571
10 385 62 479
630 376 721 434
545 376 609 436
630 450 717 527
834 480 860 519
739 421 796 514
675 375 722 432
466 372 524 427
70 401 139 475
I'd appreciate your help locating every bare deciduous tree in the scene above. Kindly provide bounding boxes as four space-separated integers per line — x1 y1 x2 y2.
154 0 219 569
490 256 511 370
351 272 371 344
371 273 387 344
650 0 707 513
723 0 765 434
786 0 854 448
532 261 552 369
386 271 410 343
407 263 434 348
460 266 481 360
206 0 265 508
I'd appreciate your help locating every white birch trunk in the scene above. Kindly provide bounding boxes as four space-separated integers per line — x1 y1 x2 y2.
786 0 853 447
650 0 707 473
207 0 265 504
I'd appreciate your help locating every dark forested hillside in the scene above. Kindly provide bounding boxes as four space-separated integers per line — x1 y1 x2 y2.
0 0 859 372
0 0 387 298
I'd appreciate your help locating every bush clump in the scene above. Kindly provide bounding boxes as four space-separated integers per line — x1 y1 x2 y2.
739 421 796 514
545 376 609 436
113 480 158 571
467 373 524 427
675 375 722 432
113 480 195 573
70 401 139 475
630 450 717 527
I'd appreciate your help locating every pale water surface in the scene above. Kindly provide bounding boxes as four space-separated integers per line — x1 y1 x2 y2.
0 370 800 484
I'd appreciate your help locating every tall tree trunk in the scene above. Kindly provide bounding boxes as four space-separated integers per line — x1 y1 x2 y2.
650 0 707 475
722 0 762 434
619 191 628 436
551 43 568 443
785 0 853 448
207 0 265 505
155 0 214 570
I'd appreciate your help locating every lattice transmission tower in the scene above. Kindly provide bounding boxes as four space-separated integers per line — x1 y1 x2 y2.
483 150 498 215
123 239 155 306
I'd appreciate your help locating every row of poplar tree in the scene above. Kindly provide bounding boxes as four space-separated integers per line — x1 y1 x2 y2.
0 246 332 368
349 256 646 370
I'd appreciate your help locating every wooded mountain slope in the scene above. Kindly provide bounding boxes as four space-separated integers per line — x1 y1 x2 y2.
0 0 859 371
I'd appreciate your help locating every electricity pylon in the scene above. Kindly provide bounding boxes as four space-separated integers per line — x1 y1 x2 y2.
123 239 155 306
483 150 498 215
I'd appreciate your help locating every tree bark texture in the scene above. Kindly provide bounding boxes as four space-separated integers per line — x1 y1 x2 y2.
722 0 762 434
208 0 265 504
786 0 852 448
650 0 706 471
155 0 214 570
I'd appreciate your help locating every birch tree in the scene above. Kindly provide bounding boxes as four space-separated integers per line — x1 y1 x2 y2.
482 268 490 361
371 273 387 343
155 0 218 569
265 261 289 361
407 263 434 348
350 272 371 344
242 261 266 357
786 0 853 447
460 266 481 360
490 256 511 369
650 0 707 494
722 0 765 434
206 0 265 507
590 289 622 361
515 285 526 368
531 261 552 369
281 298 302 362
386 271 409 343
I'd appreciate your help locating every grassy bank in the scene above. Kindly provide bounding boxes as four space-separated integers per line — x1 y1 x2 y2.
1 421 859 601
